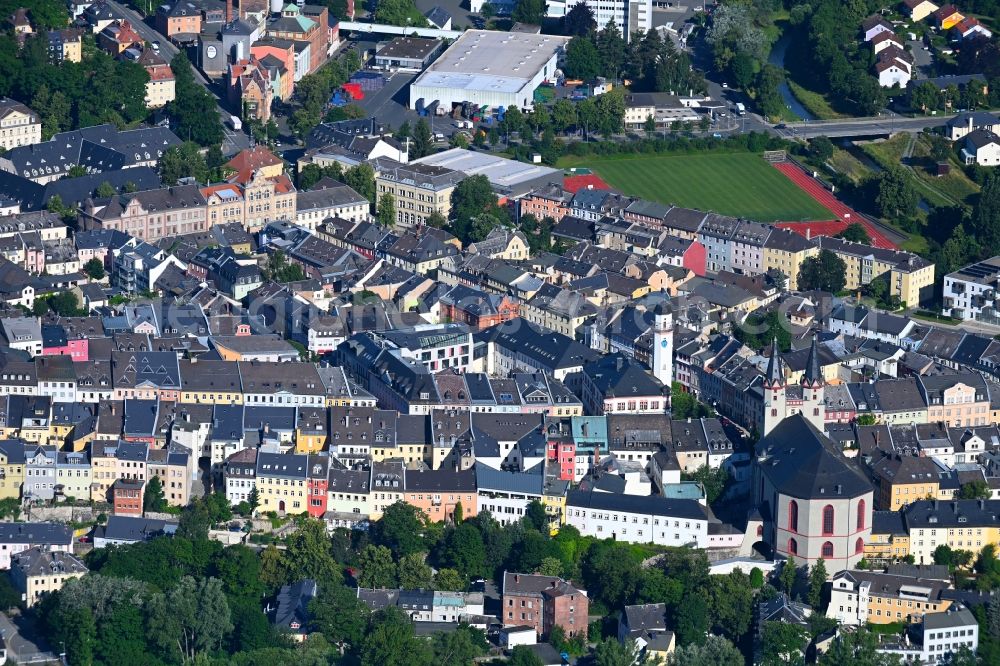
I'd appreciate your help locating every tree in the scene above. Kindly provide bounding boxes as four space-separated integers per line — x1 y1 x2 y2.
378 192 397 228
374 502 428 558
437 522 486 579
593 638 648 666
960 479 991 500
699 115 711 132
683 466 729 505
665 635 743 666
524 500 548 532
563 2 596 35
675 591 710 646
538 557 562 577
780 560 797 595
810 136 835 161
730 52 757 89
512 0 545 24
411 118 433 159
582 541 642 609
509 645 544 666
808 559 828 609
46 292 83 317
450 132 469 149
450 175 499 243
397 552 434 590
876 166 918 219
147 576 232 662
373 0 427 26
836 222 872 245
159 141 209 186
480 1 495 19
358 544 397 589
552 99 578 134
168 52 223 146
258 545 289 592
264 250 306 283
284 519 340 583
248 487 260 514
708 570 753 641
310 582 370 647
564 36 601 80
750 567 764 589
344 163 376 203
84 258 106 281
856 414 878 426
431 624 487 665
360 607 433 666
760 621 809 665
798 249 848 293
427 211 448 229
144 475 167 513
820 626 902 665
433 568 466 591
95 181 117 198
52 604 97 666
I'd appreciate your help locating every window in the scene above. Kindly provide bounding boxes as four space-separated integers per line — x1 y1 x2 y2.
789 500 799 532
823 505 835 535
856 537 864 554
857 499 866 531
788 538 798 555
822 541 834 558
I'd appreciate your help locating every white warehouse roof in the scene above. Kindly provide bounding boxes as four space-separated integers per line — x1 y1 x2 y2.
411 29 570 95
413 148 561 193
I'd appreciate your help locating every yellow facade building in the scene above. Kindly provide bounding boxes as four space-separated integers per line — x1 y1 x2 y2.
819 237 935 308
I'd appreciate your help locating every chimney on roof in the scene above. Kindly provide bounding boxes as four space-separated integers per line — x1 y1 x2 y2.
969 115 974 133
806 228 811 240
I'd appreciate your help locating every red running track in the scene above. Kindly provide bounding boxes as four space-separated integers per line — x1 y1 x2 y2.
564 174 613 193
772 162 897 250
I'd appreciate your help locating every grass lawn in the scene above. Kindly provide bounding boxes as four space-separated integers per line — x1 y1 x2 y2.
787 80 849 120
827 148 874 184
558 152 835 222
860 135 980 208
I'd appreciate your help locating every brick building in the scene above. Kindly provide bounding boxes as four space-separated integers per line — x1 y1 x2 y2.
112 478 144 515
502 572 588 639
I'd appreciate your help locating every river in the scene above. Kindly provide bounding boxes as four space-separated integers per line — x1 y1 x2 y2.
767 33 815 121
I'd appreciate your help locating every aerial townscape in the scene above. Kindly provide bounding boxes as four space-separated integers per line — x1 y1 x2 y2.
1 0 1000 664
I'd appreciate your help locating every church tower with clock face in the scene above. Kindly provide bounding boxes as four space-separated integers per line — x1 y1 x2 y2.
652 301 673 396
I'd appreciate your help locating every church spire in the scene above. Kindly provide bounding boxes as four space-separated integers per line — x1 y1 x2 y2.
764 337 785 389
803 335 823 388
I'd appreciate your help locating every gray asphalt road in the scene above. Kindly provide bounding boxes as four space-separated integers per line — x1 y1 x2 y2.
0 612 58 664
778 114 954 139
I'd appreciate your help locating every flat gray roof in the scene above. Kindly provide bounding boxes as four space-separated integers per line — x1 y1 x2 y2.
413 148 560 191
411 29 569 94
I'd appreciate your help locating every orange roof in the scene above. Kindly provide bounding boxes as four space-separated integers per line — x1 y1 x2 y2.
201 183 244 200
225 146 283 184
273 173 294 194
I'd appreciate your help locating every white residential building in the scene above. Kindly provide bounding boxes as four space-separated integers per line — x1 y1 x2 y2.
564 489 710 548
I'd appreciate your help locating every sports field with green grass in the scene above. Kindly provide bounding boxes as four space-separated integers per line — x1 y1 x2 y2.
561 152 835 222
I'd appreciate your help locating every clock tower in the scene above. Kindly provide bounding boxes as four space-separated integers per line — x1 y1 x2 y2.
652 300 673 394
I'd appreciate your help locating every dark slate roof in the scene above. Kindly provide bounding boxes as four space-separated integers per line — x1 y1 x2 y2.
872 509 908 535
95 516 177 542
755 414 873 500
903 499 1000 529
0 522 72 544
274 579 318 630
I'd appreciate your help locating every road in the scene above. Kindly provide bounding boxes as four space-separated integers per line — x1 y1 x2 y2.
0 612 59 664
775 113 956 139
104 0 251 154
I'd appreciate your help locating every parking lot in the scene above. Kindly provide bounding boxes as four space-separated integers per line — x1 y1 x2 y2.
354 70 464 137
